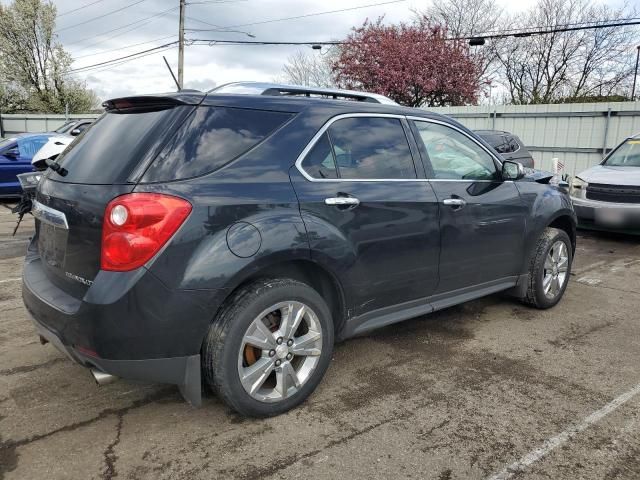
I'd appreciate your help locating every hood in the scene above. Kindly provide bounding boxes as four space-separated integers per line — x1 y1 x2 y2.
576 165 640 186
31 135 74 164
522 168 554 184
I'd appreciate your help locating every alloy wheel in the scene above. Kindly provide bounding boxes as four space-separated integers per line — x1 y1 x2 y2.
237 301 323 403
542 240 569 299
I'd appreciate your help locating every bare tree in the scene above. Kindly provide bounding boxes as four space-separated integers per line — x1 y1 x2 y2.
420 0 505 98
279 49 337 88
493 0 638 104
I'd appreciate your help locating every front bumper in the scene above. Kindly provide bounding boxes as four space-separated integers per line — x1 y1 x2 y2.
21 249 217 406
571 196 640 234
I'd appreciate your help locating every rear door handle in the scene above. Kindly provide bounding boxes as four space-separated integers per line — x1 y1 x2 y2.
325 197 360 207
443 198 466 208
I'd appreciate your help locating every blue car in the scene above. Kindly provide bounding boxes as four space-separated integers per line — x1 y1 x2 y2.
0 133 55 197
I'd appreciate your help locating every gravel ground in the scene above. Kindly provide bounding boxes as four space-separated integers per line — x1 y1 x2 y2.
1 201 639 480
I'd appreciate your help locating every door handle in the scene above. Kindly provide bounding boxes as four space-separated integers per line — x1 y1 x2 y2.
443 198 466 208
325 197 360 207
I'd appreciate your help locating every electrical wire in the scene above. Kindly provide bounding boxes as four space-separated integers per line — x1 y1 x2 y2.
69 41 179 73
55 0 150 33
73 35 177 60
63 6 179 49
184 0 409 31
58 0 105 17
67 17 640 75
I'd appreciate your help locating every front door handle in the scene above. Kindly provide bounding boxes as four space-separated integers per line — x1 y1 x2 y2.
325 197 360 207
443 198 466 208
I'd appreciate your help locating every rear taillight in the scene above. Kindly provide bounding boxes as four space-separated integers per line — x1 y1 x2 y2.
101 193 192 272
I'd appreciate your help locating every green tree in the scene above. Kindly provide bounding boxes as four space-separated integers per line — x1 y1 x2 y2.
0 0 98 113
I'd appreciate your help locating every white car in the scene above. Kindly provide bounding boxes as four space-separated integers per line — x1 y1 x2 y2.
570 134 640 234
31 135 74 170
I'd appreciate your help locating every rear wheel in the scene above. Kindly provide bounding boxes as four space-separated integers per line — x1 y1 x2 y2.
202 278 334 417
522 227 572 309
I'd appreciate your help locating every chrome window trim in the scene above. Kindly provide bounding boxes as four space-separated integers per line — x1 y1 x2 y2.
32 199 69 229
406 116 504 167
295 113 504 183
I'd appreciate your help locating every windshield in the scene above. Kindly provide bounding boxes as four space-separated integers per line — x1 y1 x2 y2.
54 121 75 134
604 139 640 167
0 137 17 150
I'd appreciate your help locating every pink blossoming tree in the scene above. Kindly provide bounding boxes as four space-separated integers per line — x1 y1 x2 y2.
332 17 482 107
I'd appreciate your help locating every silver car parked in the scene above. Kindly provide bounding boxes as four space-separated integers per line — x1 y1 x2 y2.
571 134 640 234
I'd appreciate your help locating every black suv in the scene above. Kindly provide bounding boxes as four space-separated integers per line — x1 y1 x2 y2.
23 83 576 417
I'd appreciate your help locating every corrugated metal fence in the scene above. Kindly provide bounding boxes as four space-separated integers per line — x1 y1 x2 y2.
425 101 640 176
0 113 100 137
4 103 640 176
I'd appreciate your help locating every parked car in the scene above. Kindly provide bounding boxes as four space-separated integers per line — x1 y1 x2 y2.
0 133 56 197
475 130 535 168
52 119 94 136
31 135 74 171
571 134 640 234
23 84 576 417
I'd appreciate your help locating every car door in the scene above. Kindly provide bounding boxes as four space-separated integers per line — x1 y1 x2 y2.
290 114 440 317
0 139 28 196
409 118 527 295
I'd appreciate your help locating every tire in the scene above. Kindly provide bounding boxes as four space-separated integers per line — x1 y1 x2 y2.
202 278 334 417
522 227 573 309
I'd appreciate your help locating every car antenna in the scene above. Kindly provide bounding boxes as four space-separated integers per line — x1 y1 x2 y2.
163 56 181 91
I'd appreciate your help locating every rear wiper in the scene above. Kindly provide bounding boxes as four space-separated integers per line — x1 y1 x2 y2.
45 159 68 177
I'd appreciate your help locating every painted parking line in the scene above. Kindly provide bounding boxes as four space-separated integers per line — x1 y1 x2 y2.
487 383 640 480
0 277 21 284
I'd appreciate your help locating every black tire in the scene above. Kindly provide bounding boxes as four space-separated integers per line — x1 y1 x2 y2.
522 227 573 309
202 278 334 417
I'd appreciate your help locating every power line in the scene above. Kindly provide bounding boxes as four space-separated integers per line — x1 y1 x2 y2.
184 0 409 31
64 6 179 49
58 0 105 17
55 0 150 33
70 45 179 76
68 18 640 75
73 35 177 60
70 41 179 73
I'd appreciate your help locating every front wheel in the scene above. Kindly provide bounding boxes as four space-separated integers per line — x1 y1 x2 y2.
202 278 334 417
522 227 573 309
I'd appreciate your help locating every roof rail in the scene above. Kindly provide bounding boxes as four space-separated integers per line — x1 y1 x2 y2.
209 82 398 105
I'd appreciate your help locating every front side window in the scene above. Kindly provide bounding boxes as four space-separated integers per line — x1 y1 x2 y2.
326 117 416 180
414 121 498 180
604 139 640 167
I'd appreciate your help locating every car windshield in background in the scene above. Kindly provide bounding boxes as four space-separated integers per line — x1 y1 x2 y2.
605 139 640 167
54 121 75 134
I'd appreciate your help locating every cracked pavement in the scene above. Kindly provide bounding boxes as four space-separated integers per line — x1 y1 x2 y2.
1 202 639 479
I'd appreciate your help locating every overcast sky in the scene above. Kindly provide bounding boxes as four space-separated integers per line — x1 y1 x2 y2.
5 0 602 100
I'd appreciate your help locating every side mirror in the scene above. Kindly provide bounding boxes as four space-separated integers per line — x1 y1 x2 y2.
502 160 525 181
4 148 19 160
70 128 81 136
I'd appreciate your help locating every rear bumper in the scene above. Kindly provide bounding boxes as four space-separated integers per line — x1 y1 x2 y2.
571 196 640 234
29 312 202 405
21 247 223 406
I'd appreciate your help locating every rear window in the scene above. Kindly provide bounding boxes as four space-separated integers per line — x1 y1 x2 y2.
50 106 194 184
141 106 292 182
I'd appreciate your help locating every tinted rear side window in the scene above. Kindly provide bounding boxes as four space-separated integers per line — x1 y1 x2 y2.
142 106 292 182
51 106 193 184
327 117 416 179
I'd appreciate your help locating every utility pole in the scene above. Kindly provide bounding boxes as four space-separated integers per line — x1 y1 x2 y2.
178 0 186 90
632 46 640 101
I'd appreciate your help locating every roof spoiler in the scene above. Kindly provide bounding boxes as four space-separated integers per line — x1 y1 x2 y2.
102 92 205 112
